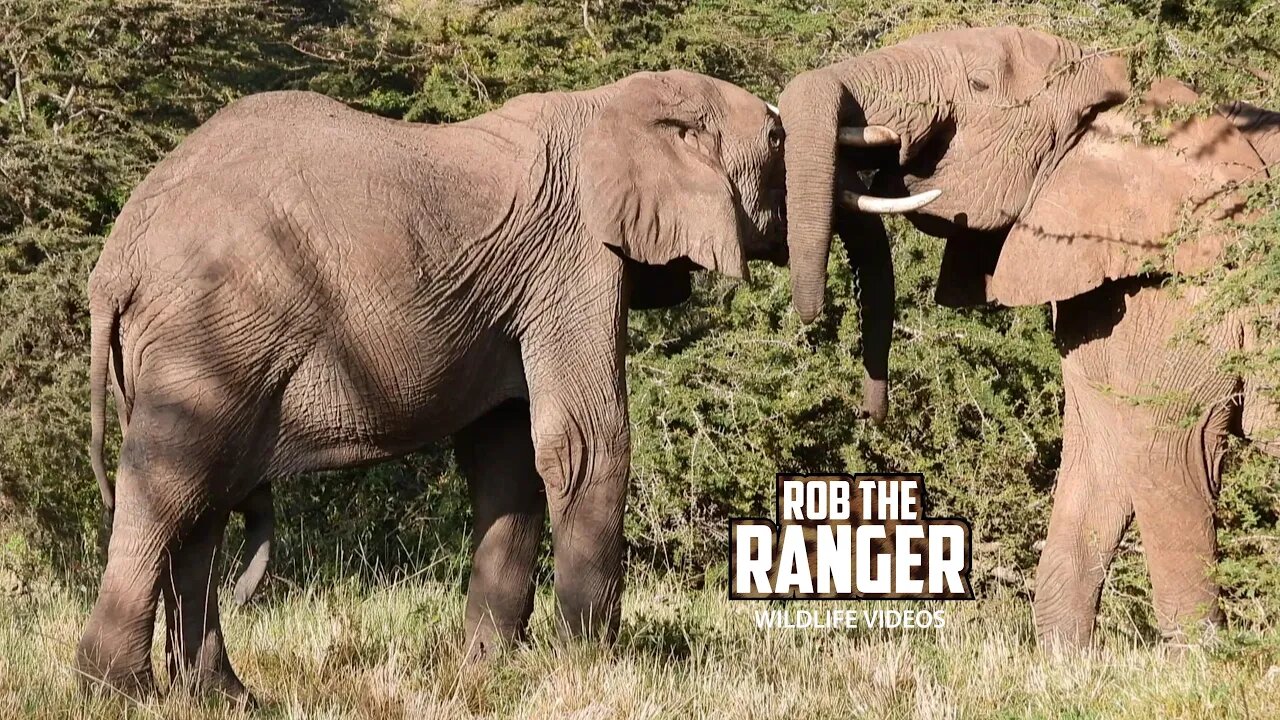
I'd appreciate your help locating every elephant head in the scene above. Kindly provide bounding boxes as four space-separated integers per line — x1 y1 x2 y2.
780 27 1132 416
782 25 1269 320
579 71 787 310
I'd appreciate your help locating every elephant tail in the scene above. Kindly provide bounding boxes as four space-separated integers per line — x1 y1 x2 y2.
89 297 120 515
89 291 127 557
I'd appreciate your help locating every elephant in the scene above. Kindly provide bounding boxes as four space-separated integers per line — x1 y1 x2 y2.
779 26 1280 648
78 70 793 700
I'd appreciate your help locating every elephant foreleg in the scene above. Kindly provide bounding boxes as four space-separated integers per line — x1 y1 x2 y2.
543 447 628 640
1130 438 1226 645
524 316 630 641
1033 378 1134 649
456 402 546 659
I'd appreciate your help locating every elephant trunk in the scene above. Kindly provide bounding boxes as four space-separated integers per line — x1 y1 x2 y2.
839 214 893 423
781 68 902 421
778 70 844 324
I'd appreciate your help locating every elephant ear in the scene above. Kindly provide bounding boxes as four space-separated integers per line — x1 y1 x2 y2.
580 72 747 279
1223 100 1280 167
986 99 1264 307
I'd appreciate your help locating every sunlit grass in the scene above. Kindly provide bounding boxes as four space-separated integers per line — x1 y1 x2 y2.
2 566 1277 719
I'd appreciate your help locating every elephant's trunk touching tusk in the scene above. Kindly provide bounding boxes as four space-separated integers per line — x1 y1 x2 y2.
841 188 941 214
838 125 901 147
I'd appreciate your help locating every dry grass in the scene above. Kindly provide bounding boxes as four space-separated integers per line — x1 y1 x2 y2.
1 570 1278 719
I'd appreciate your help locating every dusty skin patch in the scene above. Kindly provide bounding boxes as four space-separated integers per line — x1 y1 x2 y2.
1 571 1277 719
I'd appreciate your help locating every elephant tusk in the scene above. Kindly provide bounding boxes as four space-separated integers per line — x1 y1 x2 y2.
838 125 901 147
841 189 941 214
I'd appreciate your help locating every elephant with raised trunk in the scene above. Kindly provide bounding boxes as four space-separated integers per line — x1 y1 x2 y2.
80 71 787 701
780 26 1280 647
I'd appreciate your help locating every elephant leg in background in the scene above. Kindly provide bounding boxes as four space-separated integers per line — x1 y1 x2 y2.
456 401 547 658
1033 373 1135 648
1129 419 1228 644
232 481 273 607
161 511 246 698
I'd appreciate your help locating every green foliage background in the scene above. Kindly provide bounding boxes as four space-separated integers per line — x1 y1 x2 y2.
1 0 1278 641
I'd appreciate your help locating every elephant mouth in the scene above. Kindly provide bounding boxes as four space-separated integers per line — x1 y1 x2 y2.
768 190 789 265
839 119 955 209
829 122 946 217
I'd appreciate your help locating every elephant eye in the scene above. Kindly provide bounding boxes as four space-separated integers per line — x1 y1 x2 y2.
969 76 991 92
768 128 784 150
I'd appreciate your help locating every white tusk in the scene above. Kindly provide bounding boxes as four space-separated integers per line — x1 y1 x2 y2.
766 102 780 117
841 188 941 214
838 125 900 147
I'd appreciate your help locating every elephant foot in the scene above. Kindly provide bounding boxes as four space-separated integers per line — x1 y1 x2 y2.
1159 613 1223 656
553 595 622 644
463 618 527 663
170 670 256 708
1035 625 1092 654
75 640 157 701
165 631 252 705
1032 595 1097 652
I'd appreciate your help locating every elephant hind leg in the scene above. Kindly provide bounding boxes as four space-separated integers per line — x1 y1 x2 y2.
75 502 170 698
457 402 546 660
1034 380 1135 649
76 433 186 697
161 511 248 701
78 386 260 701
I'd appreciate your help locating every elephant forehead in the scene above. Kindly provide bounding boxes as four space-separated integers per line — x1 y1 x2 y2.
903 25 1074 66
684 76 772 137
707 76 765 109
717 88 777 142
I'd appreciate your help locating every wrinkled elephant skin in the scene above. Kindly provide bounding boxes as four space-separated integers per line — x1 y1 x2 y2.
780 25 1280 648
79 73 786 699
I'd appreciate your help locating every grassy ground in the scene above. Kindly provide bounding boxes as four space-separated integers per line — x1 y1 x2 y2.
2 569 1278 719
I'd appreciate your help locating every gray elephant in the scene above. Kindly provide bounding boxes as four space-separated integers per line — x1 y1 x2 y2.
78 70 803 700
779 26 1280 647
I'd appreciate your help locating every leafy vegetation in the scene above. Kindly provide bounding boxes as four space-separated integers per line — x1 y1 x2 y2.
1 0 1279 687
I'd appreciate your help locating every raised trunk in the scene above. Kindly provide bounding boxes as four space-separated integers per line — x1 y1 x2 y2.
778 70 845 323
780 66 895 420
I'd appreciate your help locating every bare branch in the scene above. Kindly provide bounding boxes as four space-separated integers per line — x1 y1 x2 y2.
8 49 25 125
581 0 604 55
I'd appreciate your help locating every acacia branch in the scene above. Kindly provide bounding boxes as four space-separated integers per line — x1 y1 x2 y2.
581 0 605 55
8 50 25 125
